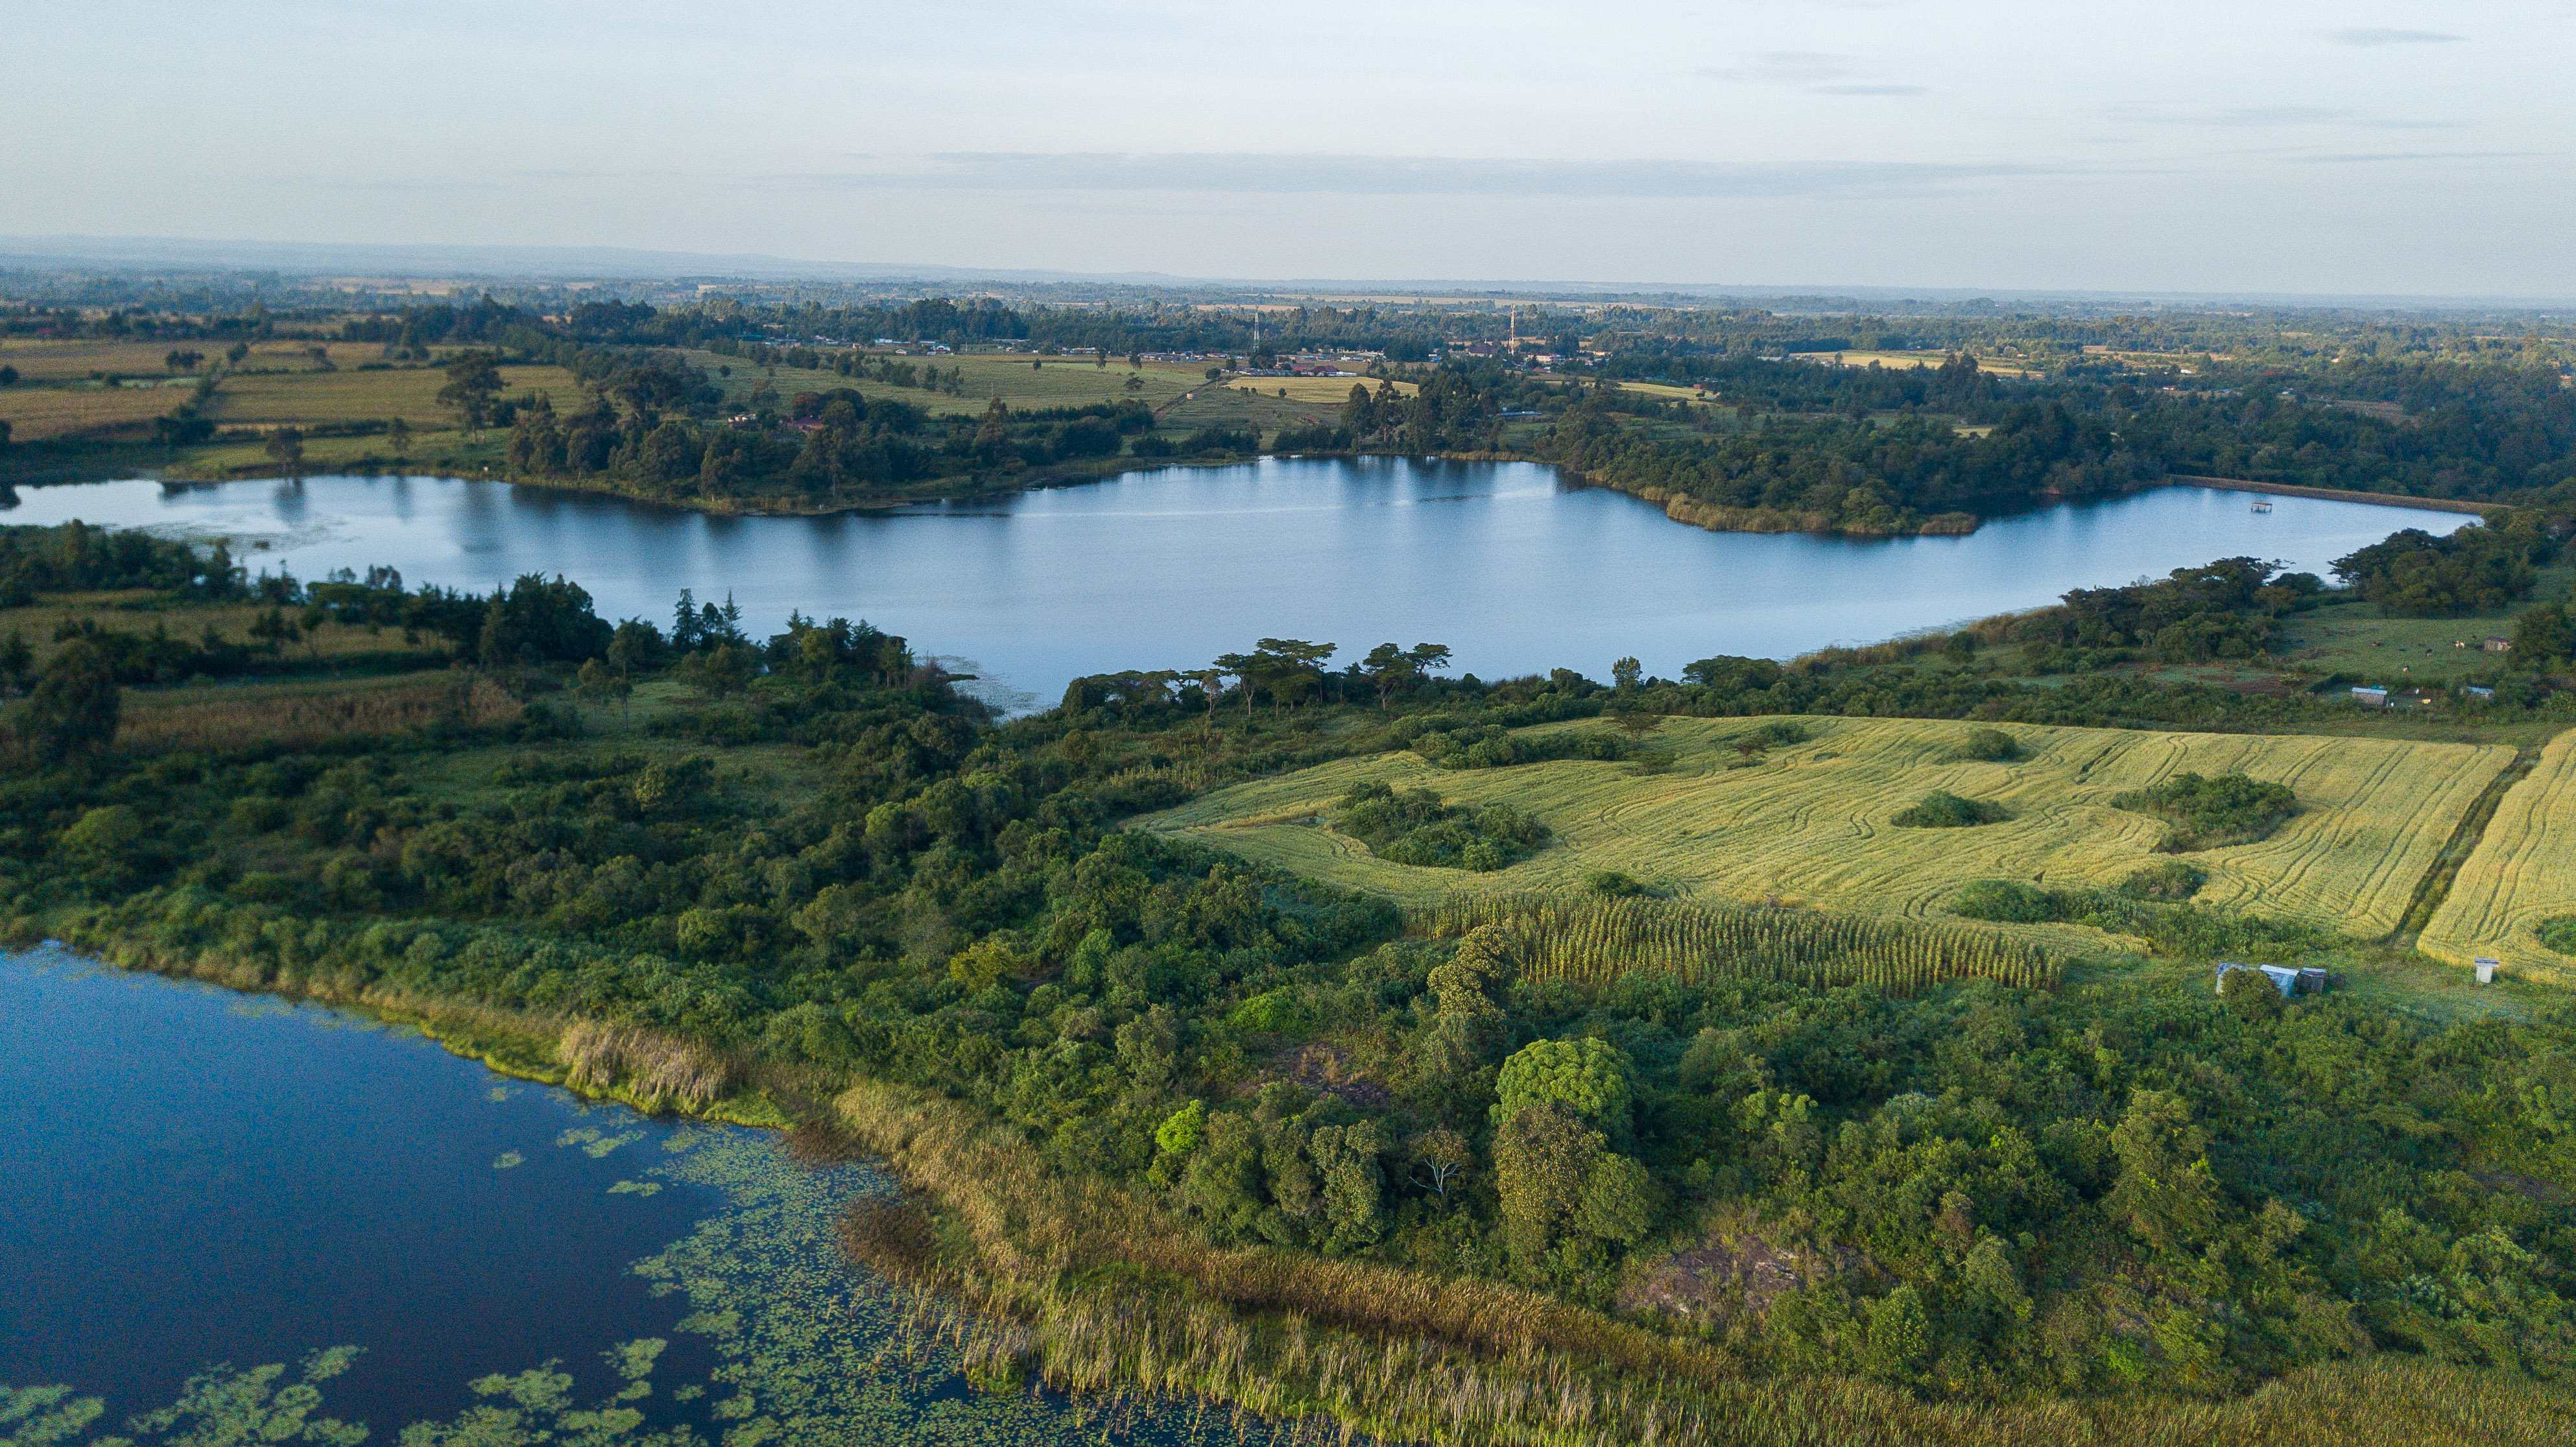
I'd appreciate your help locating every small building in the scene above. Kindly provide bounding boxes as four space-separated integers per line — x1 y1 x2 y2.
2351 686 2389 707
2475 958 2500 985
2485 636 2514 653
2215 962 2326 998
2465 685 2496 700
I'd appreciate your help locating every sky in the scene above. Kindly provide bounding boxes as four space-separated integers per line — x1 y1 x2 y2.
10 1 2573 296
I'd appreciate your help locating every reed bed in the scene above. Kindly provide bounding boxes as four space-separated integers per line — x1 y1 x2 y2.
117 674 520 752
1418 892 2061 992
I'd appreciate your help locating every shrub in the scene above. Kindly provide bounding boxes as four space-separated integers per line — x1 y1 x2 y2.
1892 791 2013 828
2111 772 2298 851
1950 879 2060 923
2119 859 2209 902
1952 727 2023 763
2537 915 2576 957
1582 868 1654 898
1334 780 1549 872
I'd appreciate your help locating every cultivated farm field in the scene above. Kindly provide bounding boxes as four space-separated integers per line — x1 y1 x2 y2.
1223 375 1414 405
2421 729 2576 982
1789 350 2033 375
1143 715 2513 937
0 381 190 440
676 348 1210 416
202 363 585 425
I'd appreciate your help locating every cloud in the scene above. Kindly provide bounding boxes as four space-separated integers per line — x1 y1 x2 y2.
2293 149 2553 165
783 152 2067 200
1699 50 1855 84
2321 27 2464 47
1699 51 1924 95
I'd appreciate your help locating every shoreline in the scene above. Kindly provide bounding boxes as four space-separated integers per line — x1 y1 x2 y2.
9 446 2500 538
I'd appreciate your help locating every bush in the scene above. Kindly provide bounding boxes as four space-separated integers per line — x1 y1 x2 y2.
1950 878 2060 923
1892 791 2012 828
2119 859 2208 902
1582 869 1654 898
1334 780 1550 871
2111 772 2297 851
2537 916 2576 957
1951 727 2023 763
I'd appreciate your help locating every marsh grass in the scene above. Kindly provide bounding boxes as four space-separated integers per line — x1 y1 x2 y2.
560 1018 737 1113
118 675 520 752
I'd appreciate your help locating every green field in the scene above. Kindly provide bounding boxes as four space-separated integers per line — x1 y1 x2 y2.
1789 350 2033 375
679 348 1210 418
2422 729 2576 982
2277 566 2571 685
1143 715 2514 937
202 363 584 425
0 381 191 440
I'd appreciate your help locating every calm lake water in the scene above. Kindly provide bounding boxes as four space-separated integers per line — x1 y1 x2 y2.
0 948 1286 1444
5 460 2470 709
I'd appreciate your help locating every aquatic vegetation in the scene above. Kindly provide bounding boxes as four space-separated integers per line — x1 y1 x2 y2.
493 1151 525 1170
555 1125 645 1158
486 1086 517 1103
608 1180 662 1197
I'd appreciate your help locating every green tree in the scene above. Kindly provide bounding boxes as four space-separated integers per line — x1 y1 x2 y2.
2106 1088 2225 1254
2512 602 2573 665
263 426 306 478
386 415 412 462
1496 1036 1635 1141
437 351 506 429
16 640 120 762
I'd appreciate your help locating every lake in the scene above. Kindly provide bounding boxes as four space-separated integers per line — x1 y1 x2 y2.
1 460 2470 710
0 948 1287 1444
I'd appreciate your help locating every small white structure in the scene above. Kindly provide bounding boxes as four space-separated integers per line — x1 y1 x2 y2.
2475 958 2499 985
2215 962 2328 998
2351 686 2390 708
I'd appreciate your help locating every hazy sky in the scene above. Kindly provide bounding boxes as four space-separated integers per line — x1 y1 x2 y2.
13 1 2573 294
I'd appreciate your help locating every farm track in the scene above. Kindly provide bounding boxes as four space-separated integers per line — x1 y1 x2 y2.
2390 742 2542 946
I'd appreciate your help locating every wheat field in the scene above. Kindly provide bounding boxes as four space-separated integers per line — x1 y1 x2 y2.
1141 715 2513 936
2420 729 2576 982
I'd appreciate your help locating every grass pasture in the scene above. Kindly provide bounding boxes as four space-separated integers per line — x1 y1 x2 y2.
2421 729 2576 982
0 337 359 382
1142 715 2513 937
679 348 1210 417
1224 375 1413 406
202 363 584 425
1790 350 2033 376
0 381 189 440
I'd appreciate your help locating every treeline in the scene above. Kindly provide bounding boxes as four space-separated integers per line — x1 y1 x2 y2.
1538 392 2156 537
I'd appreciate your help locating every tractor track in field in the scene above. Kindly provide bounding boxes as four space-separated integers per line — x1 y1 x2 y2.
2389 739 2547 948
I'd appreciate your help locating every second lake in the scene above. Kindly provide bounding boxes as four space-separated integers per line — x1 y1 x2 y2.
2 459 2471 709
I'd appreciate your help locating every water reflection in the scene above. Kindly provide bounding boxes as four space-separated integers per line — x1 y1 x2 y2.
5 460 2470 706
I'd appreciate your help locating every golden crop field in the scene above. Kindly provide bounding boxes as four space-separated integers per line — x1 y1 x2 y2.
1789 350 2032 376
0 381 189 440
2420 729 2576 981
1224 375 1414 405
202 364 584 425
0 338 352 381
676 348 1209 417
1141 715 2513 937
